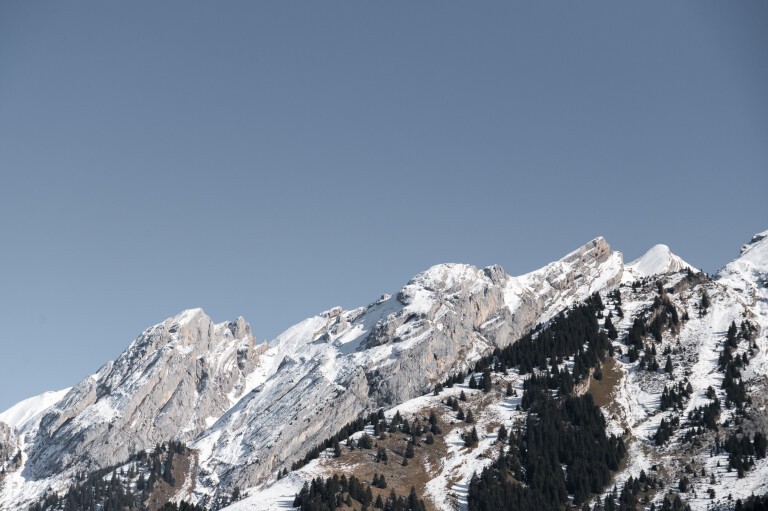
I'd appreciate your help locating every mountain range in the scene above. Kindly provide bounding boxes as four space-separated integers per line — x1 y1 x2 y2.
1 230 767 511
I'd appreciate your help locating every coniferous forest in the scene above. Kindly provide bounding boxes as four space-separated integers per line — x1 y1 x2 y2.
27 442 211 511
467 294 625 511
292 475 425 511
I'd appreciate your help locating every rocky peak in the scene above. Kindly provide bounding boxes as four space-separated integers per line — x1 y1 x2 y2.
24 310 266 481
559 236 612 266
406 263 489 291
483 264 507 284
224 316 253 341
509 237 623 323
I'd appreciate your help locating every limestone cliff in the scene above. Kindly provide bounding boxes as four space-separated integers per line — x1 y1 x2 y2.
24 309 267 481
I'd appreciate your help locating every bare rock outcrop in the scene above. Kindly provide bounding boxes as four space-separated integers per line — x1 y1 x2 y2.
0 422 19 473
25 309 267 480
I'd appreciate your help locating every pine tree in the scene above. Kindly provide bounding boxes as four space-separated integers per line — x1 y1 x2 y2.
700 290 711 314
665 355 673 374
408 486 422 511
359 433 373 449
498 423 508 442
482 368 492 392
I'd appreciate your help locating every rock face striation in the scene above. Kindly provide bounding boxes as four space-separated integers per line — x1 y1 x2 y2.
0 422 18 469
23 309 267 481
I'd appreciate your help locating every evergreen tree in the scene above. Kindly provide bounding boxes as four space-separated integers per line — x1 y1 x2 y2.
359 433 373 449
497 424 508 442
700 290 711 313
482 368 493 392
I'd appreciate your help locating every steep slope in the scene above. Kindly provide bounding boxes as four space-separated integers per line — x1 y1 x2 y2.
1 309 268 509
717 230 768 319
0 389 69 485
587 232 768 510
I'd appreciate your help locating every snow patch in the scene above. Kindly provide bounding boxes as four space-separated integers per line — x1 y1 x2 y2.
0 388 70 432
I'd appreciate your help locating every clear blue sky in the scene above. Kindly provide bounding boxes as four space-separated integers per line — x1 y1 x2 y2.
1 2 766 410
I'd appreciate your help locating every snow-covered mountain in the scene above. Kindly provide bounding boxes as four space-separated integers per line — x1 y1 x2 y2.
1 231 766 511
230 232 768 511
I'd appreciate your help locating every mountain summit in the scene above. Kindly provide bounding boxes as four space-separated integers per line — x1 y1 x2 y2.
626 243 693 278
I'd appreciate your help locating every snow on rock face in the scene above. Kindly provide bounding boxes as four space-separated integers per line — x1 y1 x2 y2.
0 422 19 470
20 309 269 492
508 236 624 324
717 229 768 309
742 230 768 255
219 234 768 511
626 243 693 279
191 238 626 498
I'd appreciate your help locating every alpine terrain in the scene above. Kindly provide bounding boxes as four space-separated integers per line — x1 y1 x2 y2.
2 231 767 511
